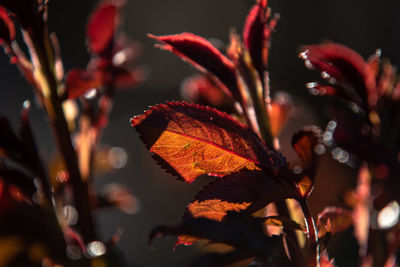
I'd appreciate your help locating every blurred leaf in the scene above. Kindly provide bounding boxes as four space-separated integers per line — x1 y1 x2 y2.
0 6 15 48
242 0 278 80
131 101 286 183
86 0 121 54
180 74 235 113
269 92 293 137
65 69 102 99
300 43 377 109
149 33 242 103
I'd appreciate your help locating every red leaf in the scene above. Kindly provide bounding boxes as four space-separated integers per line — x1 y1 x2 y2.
149 33 242 104
131 102 286 183
65 69 102 99
86 1 121 54
300 43 377 108
0 6 15 47
242 0 278 79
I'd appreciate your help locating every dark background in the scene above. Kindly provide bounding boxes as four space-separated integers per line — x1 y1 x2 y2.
0 0 399 266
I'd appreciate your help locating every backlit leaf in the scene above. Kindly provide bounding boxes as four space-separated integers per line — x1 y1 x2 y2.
300 43 377 109
177 170 300 245
243 0 278 79
86 0 120 54
186 170 299 221
149 33 242 103
131 102 286 182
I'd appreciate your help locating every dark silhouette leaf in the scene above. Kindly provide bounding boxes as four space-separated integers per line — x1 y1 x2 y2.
150 211 290 266
178 170 300 245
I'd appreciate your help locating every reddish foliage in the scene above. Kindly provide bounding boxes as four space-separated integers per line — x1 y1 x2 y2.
131 101 286 183
0 6 14 47
65 69 102 99
86 1 120 55
243 0 278 80
300 43 377 109
149 33 241 103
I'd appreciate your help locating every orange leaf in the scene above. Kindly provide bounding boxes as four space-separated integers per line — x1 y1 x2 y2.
186 170 299 220
131 102 286 182
177 170 300 245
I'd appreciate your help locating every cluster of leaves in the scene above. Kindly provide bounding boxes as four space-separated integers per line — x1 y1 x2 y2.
132 0 330 266
131 0 400 267
300 42 400 266
0 0 141 266
0 0 399 266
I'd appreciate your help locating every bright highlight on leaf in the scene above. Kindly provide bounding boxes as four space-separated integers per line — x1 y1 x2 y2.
131 101 285 182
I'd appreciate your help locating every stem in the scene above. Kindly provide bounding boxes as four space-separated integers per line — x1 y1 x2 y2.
300 199 318 266
31 30 97 244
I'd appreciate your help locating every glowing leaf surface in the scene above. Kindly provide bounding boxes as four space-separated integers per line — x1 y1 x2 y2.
132 102 285 182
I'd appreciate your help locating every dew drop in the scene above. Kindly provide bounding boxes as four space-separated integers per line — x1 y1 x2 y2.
299 50 309 60
377 201 400 229
309 88 320 95
326 120 337 131
306 82 317 89
321 71 330 79
87 241 106 257
332 147 349 163
304 60 314 69
66 245 82 260
327 77 336 85
84 88 97 99
293 165 302 174
63 205 79 226
108 147 128 169
23 100 31 110
314 144 326 155
112 50 128 66
323 131 332 142
351 103 360 113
